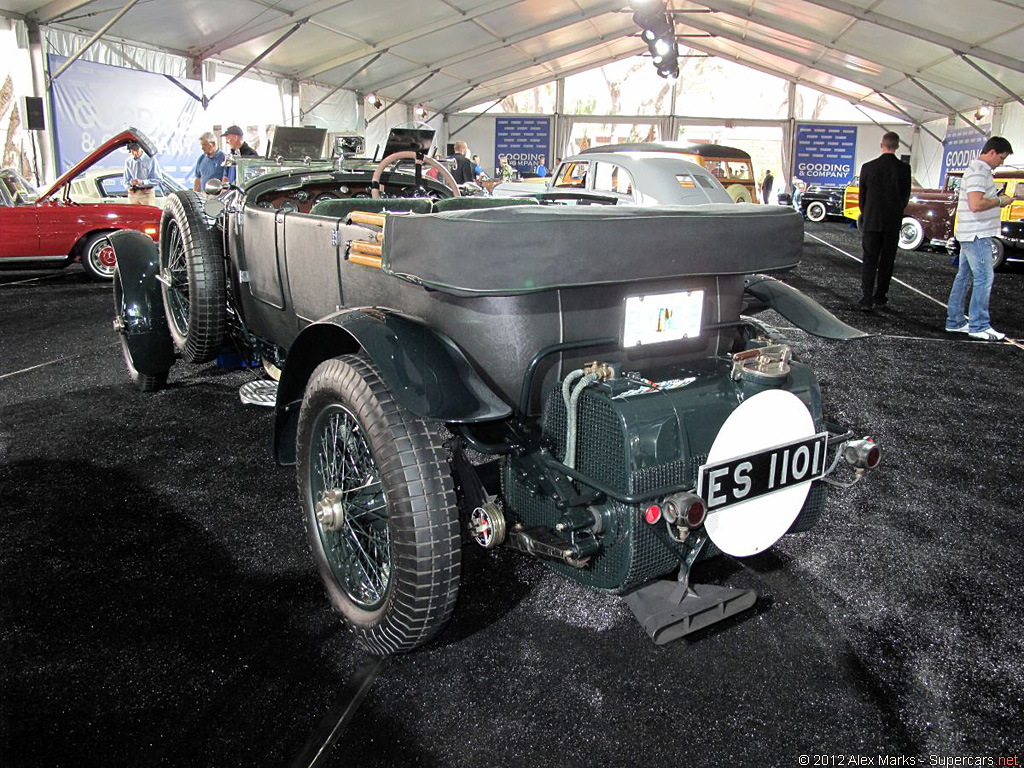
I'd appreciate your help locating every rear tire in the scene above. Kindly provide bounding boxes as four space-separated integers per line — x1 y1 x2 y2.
82 232 117 281
297 354 461 655
898 217 925 251
806 201 827 222
159 191 226 363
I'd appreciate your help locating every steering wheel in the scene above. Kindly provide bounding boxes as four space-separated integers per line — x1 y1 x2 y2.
370 151 460 199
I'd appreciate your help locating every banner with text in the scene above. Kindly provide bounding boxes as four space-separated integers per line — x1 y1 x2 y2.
794 124 858 186
49 55 205 183
939 124 990 184
494 117 551 175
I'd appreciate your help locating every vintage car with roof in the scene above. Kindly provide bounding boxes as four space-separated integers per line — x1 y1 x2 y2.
523 143 737 207
110 124 880 655
0 128 161 280
568 142 759 204
799 182 847 222
844 167 1024 269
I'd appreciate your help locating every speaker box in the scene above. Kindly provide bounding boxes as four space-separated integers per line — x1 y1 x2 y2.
446 142 456 157
21 97 45 131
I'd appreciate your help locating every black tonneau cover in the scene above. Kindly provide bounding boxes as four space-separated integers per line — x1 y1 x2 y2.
382 204 802 297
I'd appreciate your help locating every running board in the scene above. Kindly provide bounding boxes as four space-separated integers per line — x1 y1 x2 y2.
623 580 756 645
239 379 278 407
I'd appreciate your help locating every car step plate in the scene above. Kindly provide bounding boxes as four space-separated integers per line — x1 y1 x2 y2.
624 580 757 645
239 379 278 408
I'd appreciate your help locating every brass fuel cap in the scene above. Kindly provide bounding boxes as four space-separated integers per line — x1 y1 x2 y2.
731 344 792 384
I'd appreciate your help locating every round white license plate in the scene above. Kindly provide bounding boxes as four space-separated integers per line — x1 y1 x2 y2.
702 389 818 557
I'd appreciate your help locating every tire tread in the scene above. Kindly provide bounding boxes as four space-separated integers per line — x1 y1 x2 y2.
297 354 460 655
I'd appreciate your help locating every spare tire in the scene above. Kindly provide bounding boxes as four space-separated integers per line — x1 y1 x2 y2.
159 191 226 364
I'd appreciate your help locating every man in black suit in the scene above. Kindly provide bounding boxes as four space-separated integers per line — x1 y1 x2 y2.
857 131 912 310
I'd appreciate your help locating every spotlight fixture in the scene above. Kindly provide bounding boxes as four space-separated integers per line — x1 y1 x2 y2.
974 105 990 121
413 103 427 119
366 92 383 110
631 1 678 80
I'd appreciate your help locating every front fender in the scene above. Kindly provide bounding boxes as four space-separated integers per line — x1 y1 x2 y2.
744 275 869 340
110 229 174 375
273 309 512 465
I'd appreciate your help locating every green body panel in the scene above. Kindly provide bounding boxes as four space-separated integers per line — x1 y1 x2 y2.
273 309 511 465
109 229 175 376
745 275 869 340
502 356 827 592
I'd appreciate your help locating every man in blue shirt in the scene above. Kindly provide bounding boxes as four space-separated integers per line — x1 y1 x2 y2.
124 141 162 206
192 132 226 192
536 154 547 178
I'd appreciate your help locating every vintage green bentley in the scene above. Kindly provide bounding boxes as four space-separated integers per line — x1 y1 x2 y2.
110 127 879 654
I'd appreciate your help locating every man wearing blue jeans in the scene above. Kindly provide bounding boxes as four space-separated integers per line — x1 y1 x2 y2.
945 136 1014 341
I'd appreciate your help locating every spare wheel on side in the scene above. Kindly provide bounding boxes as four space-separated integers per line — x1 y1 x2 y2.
159 191 226 364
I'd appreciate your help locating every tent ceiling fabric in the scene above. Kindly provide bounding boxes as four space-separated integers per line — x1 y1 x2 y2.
3 0 1021 121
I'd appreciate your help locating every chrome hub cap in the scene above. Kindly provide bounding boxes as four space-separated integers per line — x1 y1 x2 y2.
316 488 346 532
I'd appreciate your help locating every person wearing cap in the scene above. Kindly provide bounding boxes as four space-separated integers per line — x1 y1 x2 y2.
221 125 258 185
123 140 162 206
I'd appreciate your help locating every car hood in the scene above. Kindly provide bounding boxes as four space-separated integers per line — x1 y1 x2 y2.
38 127 155 202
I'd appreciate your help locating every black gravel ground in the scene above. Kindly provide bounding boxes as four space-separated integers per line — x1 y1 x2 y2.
2 221 1022 767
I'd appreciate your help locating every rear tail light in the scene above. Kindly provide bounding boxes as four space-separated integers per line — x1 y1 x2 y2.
662 492 707 529
644 504 662 525
843 439 880 469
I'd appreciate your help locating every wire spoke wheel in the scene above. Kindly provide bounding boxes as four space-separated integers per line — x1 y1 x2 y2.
298 354 460 655
158 190 226 363
163 221 191 337
310 404 391 610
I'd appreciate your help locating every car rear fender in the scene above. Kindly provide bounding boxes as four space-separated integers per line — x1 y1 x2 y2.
273 309 512 466
743 275 869 340
109 229 175 374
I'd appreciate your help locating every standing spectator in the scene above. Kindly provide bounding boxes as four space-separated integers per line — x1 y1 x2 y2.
497 155 515 182
536 154 547 178
451 140 476 185
192 132 226 192
791 177 806 212
123 141 161 206
761 169 774 204
221 125 259 185
857 132 911 311
945 136 1015 340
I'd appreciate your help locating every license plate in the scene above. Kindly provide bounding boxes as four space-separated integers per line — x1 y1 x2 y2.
698 432 829 512
622 289 704 348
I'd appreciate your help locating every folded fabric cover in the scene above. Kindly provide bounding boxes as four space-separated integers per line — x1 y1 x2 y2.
382 203 802 296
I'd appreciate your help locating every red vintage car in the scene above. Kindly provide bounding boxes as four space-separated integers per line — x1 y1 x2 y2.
0 128 161 281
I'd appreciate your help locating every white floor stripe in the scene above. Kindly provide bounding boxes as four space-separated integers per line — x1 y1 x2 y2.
0 273 67 287
804 232 949 310
804 232 1022 351
0 343 118 381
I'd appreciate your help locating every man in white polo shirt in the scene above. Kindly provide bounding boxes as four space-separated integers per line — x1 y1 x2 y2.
945 136 1014 341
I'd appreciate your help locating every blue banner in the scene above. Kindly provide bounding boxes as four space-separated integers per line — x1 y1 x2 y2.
494 117 550 174
48 55 205 184
794 124 858 186
939 124 990 184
